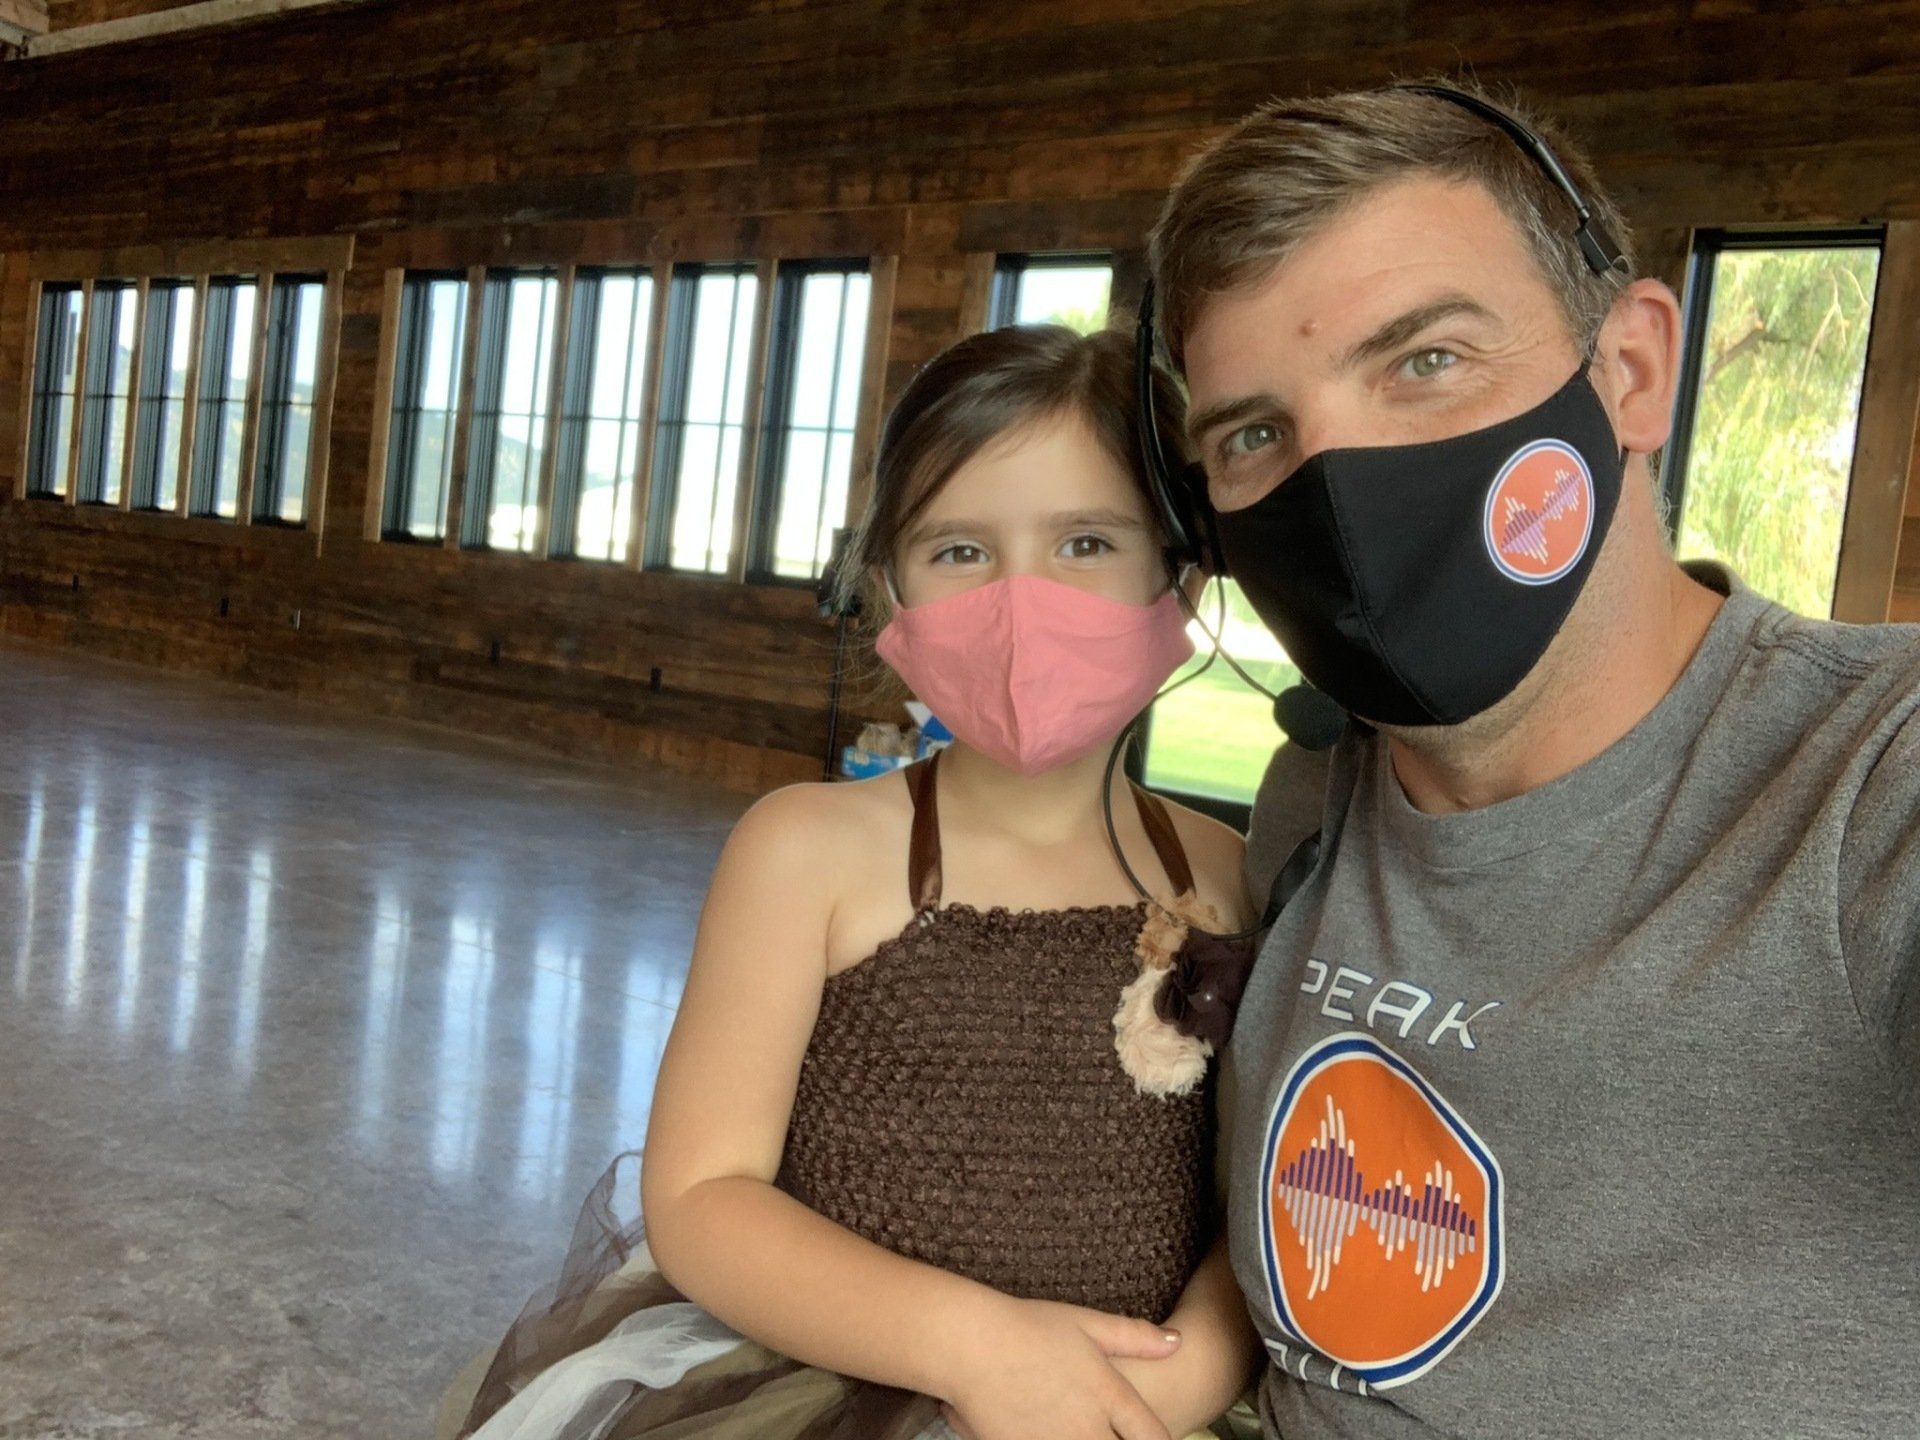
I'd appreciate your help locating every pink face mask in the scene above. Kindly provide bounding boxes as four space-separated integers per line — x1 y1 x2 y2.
874 573 1196 777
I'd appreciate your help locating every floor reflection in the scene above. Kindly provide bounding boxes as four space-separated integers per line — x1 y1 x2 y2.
1 643 746 1436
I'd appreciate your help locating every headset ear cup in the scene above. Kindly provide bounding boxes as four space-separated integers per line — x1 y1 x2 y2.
1181 462 1228 575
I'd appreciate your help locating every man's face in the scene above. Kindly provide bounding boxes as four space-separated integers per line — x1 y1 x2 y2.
1182 174 1597 514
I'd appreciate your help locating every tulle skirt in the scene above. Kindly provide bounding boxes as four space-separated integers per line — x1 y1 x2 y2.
437 1153 1258 1440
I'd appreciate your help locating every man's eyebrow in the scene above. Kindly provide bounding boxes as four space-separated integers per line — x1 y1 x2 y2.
1186 394 1278 452
1341 295 1499 369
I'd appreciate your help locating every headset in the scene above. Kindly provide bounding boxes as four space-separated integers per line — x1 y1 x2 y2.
1112 82 1631 938
1134 81 1630 579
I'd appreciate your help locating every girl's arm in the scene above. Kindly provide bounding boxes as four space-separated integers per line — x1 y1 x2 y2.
640 784 1181 1439
1108 1236 1261 1435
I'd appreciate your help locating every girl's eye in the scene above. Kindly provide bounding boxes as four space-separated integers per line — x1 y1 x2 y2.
931 543 986 566
1062 533 1114 560
1402 348 1457 380
1223 422 1282 461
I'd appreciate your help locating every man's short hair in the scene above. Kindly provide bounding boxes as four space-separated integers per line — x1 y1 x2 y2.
1148 78 1637 367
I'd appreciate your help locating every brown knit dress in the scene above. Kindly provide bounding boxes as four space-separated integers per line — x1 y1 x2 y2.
440 751 1231 1440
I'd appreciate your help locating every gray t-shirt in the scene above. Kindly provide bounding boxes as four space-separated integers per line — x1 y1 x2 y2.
1229 569 1920 1438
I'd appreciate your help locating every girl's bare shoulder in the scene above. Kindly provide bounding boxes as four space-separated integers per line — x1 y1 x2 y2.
1156 797 1253 927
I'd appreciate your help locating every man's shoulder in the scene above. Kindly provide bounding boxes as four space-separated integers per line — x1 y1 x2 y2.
1706 574 1920 750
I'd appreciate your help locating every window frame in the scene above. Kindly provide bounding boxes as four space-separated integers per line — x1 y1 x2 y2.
1662 225 1886 538
74 280 139 506
547 265 661 564
642 261 766 577
24 281 86 501
459 266 564 554
746 258 872 588
252 272 328 528
987 249 1116 330
186 273 262 521
129 278 199 513
381 269 470 544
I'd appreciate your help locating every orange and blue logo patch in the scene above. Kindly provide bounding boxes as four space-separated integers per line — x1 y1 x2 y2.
1481 438 1594 585
1259 1033 1504 1389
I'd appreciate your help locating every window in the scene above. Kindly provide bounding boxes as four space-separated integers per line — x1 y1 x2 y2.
187 276 258 519
75 282 138 504
749 261 871 583
25 284 85 498
462 269 560 553
383 272 468 541
130 281 196 511
1142 578 1301 815
989 252 1113 333
1665 229 1883 618
550 268 655 563
645 264 760 574
253 274 326 525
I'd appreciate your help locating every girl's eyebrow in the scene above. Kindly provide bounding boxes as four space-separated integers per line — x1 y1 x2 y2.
905 508 1145 546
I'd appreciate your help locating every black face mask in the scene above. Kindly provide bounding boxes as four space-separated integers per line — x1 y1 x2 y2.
1214 366 1625 727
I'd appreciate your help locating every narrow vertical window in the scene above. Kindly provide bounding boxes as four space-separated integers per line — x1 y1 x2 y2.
76 282 138 504
645 264 759 574
25 284 85 498
550 268 655 563
130 281 196 511
253 275 327 525
1664 230 1883 618
462 269 559 553
750 261 871 582
188 276 259 519
382 272 468 542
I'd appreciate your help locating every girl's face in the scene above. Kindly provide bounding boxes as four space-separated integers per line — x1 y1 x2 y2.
887 411 1169 610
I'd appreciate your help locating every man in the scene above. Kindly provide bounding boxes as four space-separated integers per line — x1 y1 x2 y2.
1147 81 1920 1437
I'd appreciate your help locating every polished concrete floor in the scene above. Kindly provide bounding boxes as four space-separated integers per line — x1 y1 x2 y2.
0 641 750 1439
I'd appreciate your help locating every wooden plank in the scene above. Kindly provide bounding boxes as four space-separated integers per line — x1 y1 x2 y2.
61 278 90 506
1834 222 1920 624
117 275 147 510
306 266 345 552
0 0 48 35
440 265 485 549
842 252 896 530
231 269 273 524
531 263 573 559
173 275 208 517
361 266 402 541
31 0 373 55
725 258 776 583
623 260 673 571
12 269 36 501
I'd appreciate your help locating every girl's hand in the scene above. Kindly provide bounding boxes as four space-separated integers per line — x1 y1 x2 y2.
937 1296 1181 1440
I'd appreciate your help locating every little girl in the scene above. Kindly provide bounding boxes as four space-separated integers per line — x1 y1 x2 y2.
440 323 1263 1440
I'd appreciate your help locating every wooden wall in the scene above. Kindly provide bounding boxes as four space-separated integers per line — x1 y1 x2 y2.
2 0 1917 794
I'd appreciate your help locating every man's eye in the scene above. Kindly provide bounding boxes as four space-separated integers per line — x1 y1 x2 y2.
1403 348 1456 380
1223 422 1282 460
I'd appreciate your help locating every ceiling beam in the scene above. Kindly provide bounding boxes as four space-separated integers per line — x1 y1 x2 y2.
21 0 369 57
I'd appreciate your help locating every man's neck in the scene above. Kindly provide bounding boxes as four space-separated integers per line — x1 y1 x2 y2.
1385 560 1725 816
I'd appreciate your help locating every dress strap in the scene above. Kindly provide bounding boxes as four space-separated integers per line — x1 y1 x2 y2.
904 749 1194 909
904 750 944 914
1128 781 1196 898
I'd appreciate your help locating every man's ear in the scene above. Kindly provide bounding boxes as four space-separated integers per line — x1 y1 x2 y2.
1599 278 1683 457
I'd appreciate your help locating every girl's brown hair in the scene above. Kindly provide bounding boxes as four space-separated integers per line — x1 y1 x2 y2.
834 323 1188 621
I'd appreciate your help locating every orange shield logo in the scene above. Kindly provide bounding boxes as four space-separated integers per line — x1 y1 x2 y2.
1481 439 1594 585
1259 1033 1504 1388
